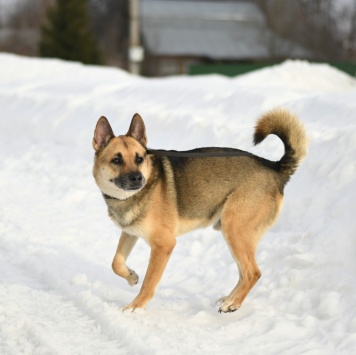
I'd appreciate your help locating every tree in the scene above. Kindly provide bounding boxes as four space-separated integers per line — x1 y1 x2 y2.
253 0 354 61
89 0 129 68
39 0 102 64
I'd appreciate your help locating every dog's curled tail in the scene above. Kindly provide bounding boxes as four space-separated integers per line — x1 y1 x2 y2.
254 108 308 182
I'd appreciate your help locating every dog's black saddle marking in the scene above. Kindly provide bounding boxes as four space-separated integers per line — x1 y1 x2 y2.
147 148 253 158
148 147 279 175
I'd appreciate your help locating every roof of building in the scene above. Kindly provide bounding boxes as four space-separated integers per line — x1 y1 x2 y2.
140 0 312 60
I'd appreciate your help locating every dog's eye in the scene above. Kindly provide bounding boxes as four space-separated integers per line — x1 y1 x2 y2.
136 155 144 165
111 156 123 165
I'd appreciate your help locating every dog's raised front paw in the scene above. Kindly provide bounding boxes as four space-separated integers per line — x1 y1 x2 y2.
127 269 139 286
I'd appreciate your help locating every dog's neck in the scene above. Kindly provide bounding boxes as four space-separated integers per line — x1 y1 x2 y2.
102 192 132 202
102 193 120 200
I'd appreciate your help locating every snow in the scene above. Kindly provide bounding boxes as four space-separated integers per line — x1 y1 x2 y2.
0 53 356 354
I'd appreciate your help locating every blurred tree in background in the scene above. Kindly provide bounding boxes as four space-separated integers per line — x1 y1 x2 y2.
253 0 356 61
39 0 102 64
0 0 50 56
88 0 129 68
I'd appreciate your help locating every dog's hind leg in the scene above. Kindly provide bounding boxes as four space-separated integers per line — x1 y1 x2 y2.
112 232 139 286
218 191 282 313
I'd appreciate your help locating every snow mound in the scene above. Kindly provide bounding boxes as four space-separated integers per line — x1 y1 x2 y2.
236 59 356 92
0 54 355 354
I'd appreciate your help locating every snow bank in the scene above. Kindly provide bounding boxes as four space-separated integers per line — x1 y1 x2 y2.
0 53 355 354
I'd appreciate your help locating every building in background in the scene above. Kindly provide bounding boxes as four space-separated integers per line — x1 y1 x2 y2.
140 0 313 76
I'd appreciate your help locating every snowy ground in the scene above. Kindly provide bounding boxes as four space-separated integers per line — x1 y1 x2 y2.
0 53 356 354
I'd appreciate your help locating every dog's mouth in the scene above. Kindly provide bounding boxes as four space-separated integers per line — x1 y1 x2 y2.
110 172 145 192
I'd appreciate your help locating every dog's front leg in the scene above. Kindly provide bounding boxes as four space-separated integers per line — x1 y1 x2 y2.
112 232 139 286
123 234 176 311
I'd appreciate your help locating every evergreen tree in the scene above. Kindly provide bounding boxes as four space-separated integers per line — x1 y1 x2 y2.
39 0 102 64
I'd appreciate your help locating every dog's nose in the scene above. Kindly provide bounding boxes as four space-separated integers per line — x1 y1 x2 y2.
129 172 143 183
112 172 145 191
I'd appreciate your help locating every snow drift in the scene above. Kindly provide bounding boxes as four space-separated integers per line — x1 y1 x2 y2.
0 53 355 354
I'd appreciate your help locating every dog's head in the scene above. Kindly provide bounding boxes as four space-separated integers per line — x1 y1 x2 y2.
92 113 151 200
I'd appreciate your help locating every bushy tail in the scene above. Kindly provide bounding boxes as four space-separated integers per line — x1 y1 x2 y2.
254 108 308 182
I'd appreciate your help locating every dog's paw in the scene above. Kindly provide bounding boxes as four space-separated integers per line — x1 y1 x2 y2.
218 304 240 313
122 303 136 312
217 296 241 313
122 300 145 313
127 269 139 286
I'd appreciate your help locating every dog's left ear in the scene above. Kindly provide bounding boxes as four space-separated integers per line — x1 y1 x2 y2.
93 116 115 151
126 113 147 147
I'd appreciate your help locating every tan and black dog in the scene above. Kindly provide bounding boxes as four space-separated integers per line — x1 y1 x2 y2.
92 108 308 313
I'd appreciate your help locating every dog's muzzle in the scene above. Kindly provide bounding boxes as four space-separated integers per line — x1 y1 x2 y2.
111 172 145 191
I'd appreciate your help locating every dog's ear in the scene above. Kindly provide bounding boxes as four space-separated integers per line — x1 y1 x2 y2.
93 116 115 151
126 113 147 147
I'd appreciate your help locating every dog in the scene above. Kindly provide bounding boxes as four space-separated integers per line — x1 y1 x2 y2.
92 108 308 313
